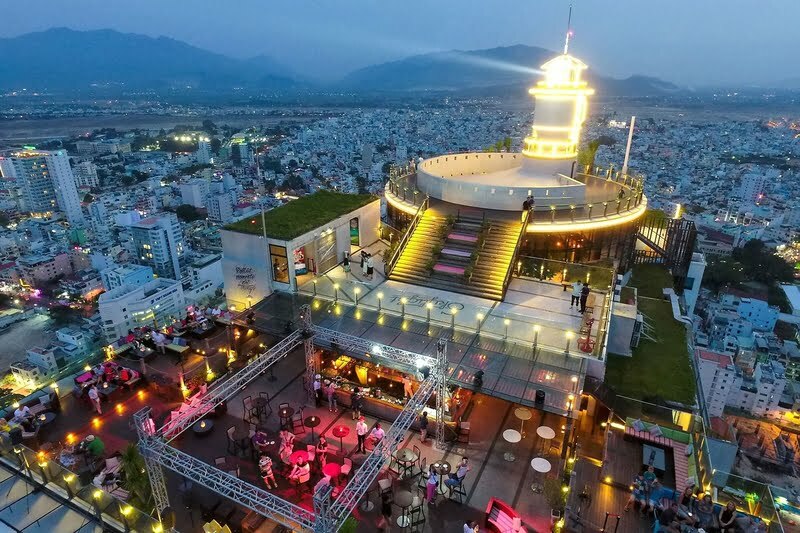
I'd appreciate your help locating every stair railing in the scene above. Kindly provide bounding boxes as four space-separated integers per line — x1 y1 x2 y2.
500 208 531 298
386 195 429 277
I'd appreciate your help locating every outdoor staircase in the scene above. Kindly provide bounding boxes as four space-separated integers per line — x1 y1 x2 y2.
390 212 524 301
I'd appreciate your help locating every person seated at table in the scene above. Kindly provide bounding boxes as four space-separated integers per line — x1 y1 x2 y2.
623 473 646 512
279 426 295 449
288 458 310 481
676 485 699 526
125 330 135 344
719 501 738 532
80 434 105 457
14 404 33 423
314 474 332 495
316 436 329 467
645 480 669 514
259 455 278 489
643 464 657 488
695 494 718 531
445 456 470 489
118 367 132 383
369 422 385 448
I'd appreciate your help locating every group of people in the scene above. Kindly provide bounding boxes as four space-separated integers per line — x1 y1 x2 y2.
359 250 375 280
425 456 471 506
312 374 340 412
626 466 765 532
570 280 591 314
258 426 333 490
355 416 385 454
79 361 140 415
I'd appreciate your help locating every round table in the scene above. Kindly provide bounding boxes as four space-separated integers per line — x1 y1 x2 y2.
536 426 556 454
192 419 214 436
530 457 552 493
432 461 451 494
514 407 532 438
332 425 350 451
392 448 419 479
503 429 522 461
279 407 294 427
37 412 56 426
395 490 414 527
322 462 341 478
290 450 308 464
304 416 321 442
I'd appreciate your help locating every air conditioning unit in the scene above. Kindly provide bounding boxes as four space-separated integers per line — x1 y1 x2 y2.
630 313 644 348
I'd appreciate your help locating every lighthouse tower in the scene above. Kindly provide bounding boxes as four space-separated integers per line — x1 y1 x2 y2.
523 53 595 161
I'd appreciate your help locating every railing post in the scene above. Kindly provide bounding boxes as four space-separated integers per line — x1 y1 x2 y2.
603 202 608 217
551 205 556 223
570 205 575 222
616 200 622 214
587 204 593 219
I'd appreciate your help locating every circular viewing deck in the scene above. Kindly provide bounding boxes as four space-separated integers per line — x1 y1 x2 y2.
385 156 647 233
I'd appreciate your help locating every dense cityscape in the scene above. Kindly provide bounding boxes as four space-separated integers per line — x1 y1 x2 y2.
2 4 800 533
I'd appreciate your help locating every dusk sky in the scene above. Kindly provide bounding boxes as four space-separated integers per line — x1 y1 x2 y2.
2 0 796 86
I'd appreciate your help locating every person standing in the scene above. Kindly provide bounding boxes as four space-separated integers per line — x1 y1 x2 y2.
402 375 414 399
419 411 429 443
579 283 591 314
326 379 338 412
313 374 322 407
378 491 393 531
361 251 368 277
571 280 582 308
426 464 439 506
259 455 278 489
356 416 369 454
366 254 374 280
88 385 102 414
351 387 362 420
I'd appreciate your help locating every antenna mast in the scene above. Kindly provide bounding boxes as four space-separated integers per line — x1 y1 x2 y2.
563 5 573 54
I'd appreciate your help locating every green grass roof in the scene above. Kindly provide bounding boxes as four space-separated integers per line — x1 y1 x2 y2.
629 263 674 299
224 190 377 240
604 297 696 405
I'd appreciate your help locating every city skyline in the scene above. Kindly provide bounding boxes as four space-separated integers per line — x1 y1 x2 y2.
1 0 798 87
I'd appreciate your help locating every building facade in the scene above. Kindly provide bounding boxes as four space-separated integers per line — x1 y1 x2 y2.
98 278 185 341
130 213 185 281
11 150 85 226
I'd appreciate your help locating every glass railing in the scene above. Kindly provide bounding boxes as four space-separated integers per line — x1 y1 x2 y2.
515 256 616 292
0 439 162 532
299 259 611 362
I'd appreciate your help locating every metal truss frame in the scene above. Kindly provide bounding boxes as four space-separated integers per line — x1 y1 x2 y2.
160 329 303 440
133 409 171 518
300 306 318 404
138 410 316 530
329 373 440 531
136 310 448 532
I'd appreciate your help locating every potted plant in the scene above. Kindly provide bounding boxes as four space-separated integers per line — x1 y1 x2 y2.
121 443 154 514
543 477 566 529
339 516 358 533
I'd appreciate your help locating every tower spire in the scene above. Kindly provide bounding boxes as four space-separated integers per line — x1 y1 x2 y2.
563 4 573 55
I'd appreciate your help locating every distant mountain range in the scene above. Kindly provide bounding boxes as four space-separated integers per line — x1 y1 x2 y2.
0 28 680 96
0 28 297 91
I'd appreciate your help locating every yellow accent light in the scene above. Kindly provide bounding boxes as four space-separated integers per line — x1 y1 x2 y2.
523 54 594 160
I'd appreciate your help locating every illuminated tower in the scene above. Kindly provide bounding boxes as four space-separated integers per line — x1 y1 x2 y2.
522 53 594 161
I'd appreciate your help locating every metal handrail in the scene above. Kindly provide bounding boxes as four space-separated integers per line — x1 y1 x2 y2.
501 208 531 297
385 195 429 276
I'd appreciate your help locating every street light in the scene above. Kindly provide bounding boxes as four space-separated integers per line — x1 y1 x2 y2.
565 331 574 354
377 292 384 312
400 297 408 317
504 318 511 339
333 283 339 302
354 286 361 306
476 312 484 333
450 306 458 330
426 301 434 322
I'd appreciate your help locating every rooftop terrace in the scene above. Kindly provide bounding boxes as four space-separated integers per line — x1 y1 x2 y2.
224 190 377 240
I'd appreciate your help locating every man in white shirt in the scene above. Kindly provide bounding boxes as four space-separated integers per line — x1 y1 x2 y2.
445 456 471 489
369 422 385 448
356 416 369 454
14 405 32 422
313 374 322 407
571 280 582 308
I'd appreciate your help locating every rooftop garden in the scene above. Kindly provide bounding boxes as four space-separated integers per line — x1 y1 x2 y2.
604 296 696 405
628 263 674 299
224 190 377 240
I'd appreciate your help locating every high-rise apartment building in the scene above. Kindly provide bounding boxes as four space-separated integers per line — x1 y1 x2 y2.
73 161 99 188
196 140 212 165
98 278 185 341
130 213 185 280
11 149 85 226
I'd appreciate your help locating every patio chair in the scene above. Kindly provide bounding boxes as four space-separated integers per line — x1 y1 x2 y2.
259 392 273 418
226 426 244 456
243 396 256 423
457 421 471 443
292 471 311 497
291 409 306 435
278 402 290 411
408 452 425 482
448 476 467 504
340 457 352 478
416 457 428 490
409 493 426 532
378 477 393 502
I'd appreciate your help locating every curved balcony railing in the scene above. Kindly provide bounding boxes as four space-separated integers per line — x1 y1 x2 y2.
385 159 646 227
